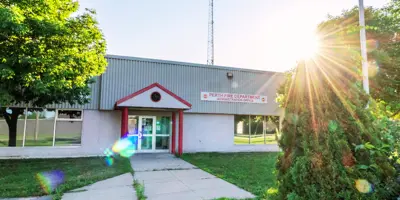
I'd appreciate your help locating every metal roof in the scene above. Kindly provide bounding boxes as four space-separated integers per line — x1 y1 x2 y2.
106 54 281 74
99 55 285 115
8 55 285 116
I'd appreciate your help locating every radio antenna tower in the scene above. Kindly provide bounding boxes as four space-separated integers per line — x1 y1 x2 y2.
207 0 214 65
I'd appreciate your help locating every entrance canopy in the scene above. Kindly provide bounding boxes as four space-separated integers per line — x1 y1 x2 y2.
115 83 192 110
115 83 189 155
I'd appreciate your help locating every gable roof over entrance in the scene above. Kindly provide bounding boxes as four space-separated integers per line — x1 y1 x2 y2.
115 83 192 110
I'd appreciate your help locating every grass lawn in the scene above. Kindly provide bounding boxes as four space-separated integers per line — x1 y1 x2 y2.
0 133 81 147
182 152 279 200
0 157 132 199
234 134 277 144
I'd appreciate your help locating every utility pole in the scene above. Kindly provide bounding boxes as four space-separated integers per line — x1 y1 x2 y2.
358 0 370 94
207 0 214 65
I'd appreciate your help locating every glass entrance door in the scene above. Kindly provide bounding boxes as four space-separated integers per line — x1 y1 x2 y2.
138 116 170 152
155 116 171 150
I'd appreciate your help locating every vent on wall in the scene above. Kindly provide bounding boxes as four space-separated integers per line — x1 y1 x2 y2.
151 92 161 102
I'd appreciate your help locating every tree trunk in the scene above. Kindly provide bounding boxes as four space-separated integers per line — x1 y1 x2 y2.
8 117 17 147
2 108 22 147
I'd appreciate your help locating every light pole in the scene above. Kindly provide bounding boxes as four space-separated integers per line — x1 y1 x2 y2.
358 0 370 94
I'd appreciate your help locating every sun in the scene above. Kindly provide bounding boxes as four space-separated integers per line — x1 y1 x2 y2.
265 29 321 71
295 34 320 60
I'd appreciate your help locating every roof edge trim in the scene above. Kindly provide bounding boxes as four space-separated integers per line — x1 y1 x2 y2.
106 54 286 75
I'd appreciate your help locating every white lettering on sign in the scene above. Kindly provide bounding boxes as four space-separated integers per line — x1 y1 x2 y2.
201 92 267 104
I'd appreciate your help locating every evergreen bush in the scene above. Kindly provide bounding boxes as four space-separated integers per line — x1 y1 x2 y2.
275 58 399 199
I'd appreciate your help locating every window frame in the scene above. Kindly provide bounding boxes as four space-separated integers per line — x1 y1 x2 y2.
53 109 84 146
22 108 57 147
234 114 281 145
0 108 84 147
55 109 84 122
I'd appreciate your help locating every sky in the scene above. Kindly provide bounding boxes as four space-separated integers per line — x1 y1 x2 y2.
78 0 389 72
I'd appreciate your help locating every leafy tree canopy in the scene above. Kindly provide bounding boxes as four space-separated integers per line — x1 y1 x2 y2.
0 0 107 108
317 2 400 118
0 0 107 146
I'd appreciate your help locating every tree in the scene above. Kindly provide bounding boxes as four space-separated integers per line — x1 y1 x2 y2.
276 58 399 199
274 4 400 197
318 3 400 118
0 0 107 146
375 2 400 119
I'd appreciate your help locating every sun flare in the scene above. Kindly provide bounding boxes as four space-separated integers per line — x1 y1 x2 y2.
266 27 322 71
295 34 320 60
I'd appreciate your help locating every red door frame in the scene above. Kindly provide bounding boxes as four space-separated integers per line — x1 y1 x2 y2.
120 107 128 137
178 110 183 156
171 112 176 154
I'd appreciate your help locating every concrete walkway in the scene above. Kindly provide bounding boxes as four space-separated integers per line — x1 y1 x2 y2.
131 154 255 200
62 173 136 200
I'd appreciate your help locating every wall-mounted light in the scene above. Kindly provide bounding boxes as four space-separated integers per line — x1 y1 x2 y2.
227 72 233 79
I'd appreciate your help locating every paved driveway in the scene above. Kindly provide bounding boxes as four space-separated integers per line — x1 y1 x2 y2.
131 154 255 200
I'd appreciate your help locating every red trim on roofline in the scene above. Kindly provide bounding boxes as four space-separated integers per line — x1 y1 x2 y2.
115 83 192 108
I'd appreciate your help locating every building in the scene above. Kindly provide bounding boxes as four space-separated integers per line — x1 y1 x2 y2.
0 55 285 158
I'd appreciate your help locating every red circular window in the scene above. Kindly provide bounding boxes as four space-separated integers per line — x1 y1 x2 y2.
150 92 161 102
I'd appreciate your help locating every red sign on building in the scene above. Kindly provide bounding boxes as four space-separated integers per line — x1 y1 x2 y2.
200 92 267 104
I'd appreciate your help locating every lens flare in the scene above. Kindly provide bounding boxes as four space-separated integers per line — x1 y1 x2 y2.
36 170 65 194
104 133 140 166
355 179 374 193
104 148 114 157
118 136 138 158
120 148 135 158
112 139 132 153
105 156 114 166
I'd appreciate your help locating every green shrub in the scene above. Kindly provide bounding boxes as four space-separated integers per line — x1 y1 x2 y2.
275 59 400 200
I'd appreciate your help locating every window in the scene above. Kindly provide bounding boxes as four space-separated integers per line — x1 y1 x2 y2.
0 114 7 146
250 116 264 144
151 92 161 102
57 110 82 120
155 116 170 150
128 115 139 136
24 109 56 146
234 115 279 145
234 115 250 144
0 108 83 147
156 116 170 135
55 110 83 146
127 115 138 150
